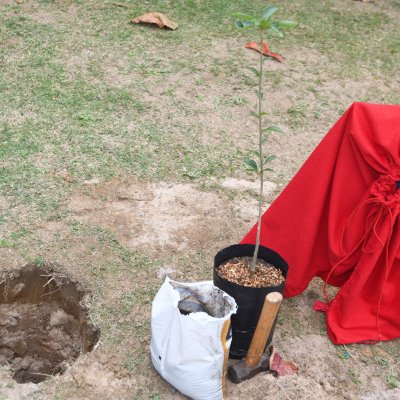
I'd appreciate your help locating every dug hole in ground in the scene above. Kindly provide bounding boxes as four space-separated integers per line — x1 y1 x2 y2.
0 264 100 386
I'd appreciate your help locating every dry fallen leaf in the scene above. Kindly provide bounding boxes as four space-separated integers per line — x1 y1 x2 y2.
269 351 298 377
131 12 178 30
245 40 283 62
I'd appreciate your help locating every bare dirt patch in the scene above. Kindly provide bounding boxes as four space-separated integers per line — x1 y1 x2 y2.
232 197 263 223
0 367 38 400
221 177 276 193
332 0 400 20
227 331 399 400
101 56 137 89
64 48 95 80
35 221 64 243
67 179 236 253
21 2 80 26
0 264 100 384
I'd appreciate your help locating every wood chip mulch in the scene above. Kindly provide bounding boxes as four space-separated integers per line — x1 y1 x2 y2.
217 256 285 288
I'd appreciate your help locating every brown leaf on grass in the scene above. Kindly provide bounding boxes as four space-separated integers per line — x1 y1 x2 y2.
131 12 178 30
269 351 298 377
245 41 283 62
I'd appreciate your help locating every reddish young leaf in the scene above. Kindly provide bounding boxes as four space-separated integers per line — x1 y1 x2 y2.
245 41 284 62
131 12 178 30
269 351 298 377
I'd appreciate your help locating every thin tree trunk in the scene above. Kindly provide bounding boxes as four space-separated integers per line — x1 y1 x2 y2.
251 30 265 272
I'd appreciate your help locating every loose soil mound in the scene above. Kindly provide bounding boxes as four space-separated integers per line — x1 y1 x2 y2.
218 257 285 288
0 264 100 383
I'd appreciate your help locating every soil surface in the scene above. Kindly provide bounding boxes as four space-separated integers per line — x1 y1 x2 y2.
0 302 82 383
218 257 285 288
67 180 233 254
2 177 399 399
0 265 100 384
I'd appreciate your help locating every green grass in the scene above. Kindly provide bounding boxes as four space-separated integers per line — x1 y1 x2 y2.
386 372 400 389
1 3 390 201
2 0 399 218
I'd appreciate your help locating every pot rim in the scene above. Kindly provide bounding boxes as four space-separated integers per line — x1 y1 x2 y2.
214 243 287 292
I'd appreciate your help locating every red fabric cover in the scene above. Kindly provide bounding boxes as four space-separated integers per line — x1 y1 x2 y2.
241 102 400 344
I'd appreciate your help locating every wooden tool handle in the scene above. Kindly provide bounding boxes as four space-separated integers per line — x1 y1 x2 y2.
245 292 283 367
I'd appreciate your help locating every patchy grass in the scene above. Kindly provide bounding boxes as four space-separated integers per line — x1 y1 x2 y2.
1 0 400 399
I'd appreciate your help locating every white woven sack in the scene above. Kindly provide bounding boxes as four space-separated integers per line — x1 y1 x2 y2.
150 277 237 400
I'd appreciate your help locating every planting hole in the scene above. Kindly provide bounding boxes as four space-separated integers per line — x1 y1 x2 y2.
0 264 100 384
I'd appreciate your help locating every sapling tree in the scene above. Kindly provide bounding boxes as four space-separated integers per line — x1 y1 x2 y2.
236 6 296 272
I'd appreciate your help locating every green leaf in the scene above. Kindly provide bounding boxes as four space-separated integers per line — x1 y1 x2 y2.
236 20 256 28
271 21 280 29
255 90 264 100
264 167 275 173
244 158 258 173
251 111 267 118
262 6 279 20
233 12 255 21
251 150 261 158
258 18 271 30
246 67 260 77
264 154 277 163
270 22 284 37
234 13 257 28
236 21 254 28
277 20 297 29
264 125 285 134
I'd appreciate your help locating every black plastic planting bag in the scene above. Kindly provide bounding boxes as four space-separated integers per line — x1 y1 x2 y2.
213 244 288 359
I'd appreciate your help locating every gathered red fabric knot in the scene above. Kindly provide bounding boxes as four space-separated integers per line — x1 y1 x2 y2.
316 166 400 340
317 166 400 320
370 167 400 208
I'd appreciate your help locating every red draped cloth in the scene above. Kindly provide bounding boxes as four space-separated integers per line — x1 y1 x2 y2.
241 102 400 344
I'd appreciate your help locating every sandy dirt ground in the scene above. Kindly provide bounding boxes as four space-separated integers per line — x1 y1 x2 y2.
1 177 399 399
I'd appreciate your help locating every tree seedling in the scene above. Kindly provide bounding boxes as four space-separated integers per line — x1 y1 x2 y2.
235 5 296 271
